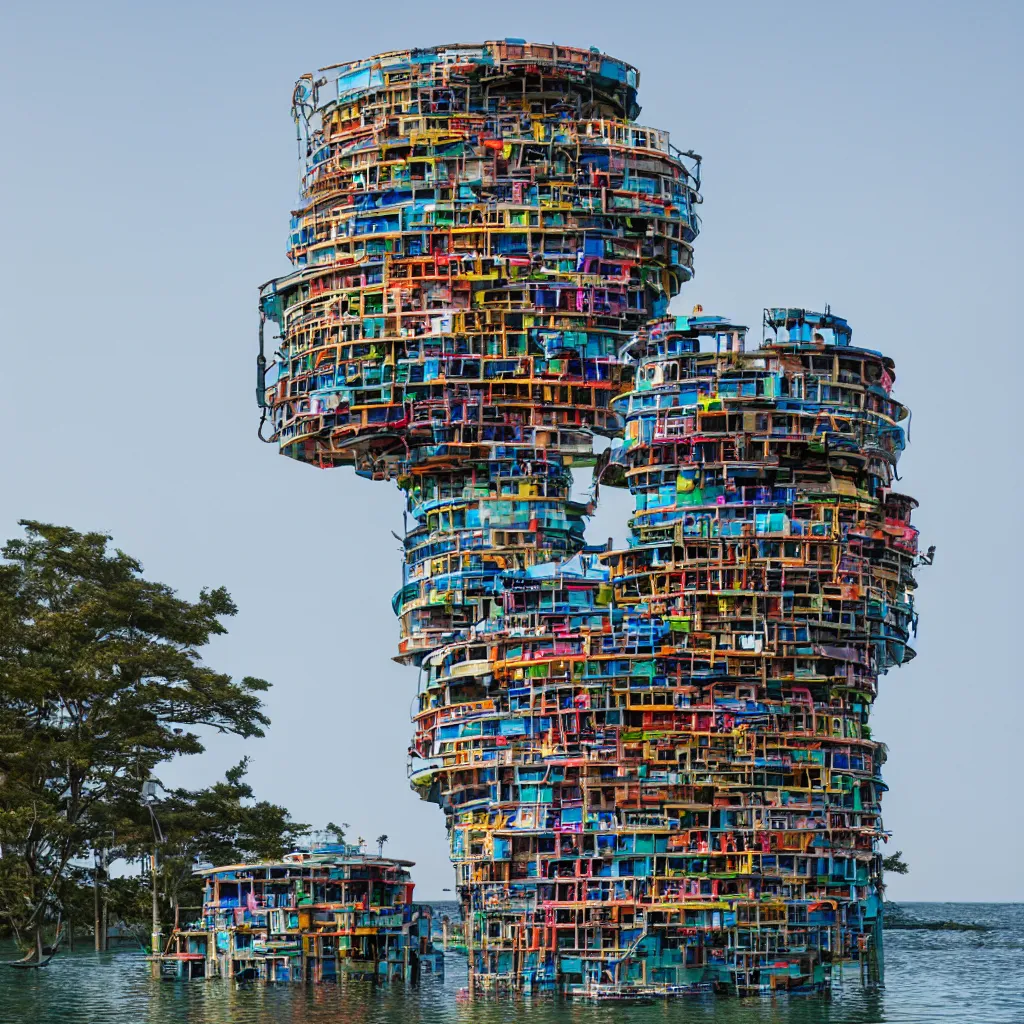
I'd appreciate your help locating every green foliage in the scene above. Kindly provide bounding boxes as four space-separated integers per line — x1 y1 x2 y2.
325 821 349 845
154 758 308 921
104 876 151 936
160 757 307 866
882 850 910 875
0 520 275 947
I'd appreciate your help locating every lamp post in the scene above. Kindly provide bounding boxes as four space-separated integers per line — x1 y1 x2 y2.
141 780 164 969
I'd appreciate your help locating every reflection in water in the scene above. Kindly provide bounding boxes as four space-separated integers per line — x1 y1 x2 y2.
1 905 1021 1024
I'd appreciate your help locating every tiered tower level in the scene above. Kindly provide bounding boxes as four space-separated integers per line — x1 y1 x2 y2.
258 41 921 998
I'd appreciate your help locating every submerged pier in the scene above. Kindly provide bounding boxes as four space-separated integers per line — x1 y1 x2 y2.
257 40 921 998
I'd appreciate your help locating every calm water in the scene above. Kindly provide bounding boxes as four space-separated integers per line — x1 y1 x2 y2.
1 904 1021 1024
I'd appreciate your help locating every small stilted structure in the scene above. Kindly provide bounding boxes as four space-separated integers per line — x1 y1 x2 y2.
153 843 442 983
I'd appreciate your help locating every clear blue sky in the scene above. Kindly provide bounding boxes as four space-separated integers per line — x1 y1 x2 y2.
1 0 1019 900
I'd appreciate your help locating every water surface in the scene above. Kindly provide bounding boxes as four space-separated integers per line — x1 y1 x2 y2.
1 903 1020 1024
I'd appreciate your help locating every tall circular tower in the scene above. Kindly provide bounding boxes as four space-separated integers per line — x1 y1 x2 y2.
598 308 918 993
258 41 700 993
258 40 922 999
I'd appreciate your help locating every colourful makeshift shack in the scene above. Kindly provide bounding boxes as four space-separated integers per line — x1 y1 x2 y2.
155 843 442 983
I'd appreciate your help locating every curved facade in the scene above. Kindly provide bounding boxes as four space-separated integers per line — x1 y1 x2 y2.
258 40 698 477
259 41 919 999
595 309 917 993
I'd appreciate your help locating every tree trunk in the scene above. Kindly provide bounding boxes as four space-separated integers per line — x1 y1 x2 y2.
94 850 102 952
151 849 159 952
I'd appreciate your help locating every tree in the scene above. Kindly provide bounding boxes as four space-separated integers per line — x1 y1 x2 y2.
376 834 389 857
325 821 349 845
0 521 272 959
882 850 910 875
139 759 308 934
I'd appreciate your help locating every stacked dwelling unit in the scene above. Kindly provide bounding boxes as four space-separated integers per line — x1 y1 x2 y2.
157 844 440 982
257 41 698 993
586 309 918 993
258 40 698 480
258 41 921 998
